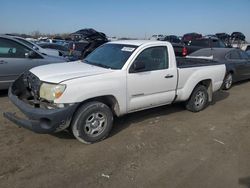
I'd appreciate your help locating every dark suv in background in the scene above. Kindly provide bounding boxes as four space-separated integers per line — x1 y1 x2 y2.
216 33 230 41
163 35 181 43
181 33 202 43
69 28 108 59
231 32 246 41
173 37 227 57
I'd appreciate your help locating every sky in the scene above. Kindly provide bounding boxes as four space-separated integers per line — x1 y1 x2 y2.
1 0 250 40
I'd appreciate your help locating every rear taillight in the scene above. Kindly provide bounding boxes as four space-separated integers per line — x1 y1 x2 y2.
182 47 188 56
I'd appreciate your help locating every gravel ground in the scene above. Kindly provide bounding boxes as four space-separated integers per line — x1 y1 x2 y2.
0 81 250 188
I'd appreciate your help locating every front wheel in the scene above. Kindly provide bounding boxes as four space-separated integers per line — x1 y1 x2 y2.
71 101 113 144
222 73 233 90
185 85 209 112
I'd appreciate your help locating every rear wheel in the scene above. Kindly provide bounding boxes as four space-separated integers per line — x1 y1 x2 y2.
71 101 113 144
223 73 233 90
185 85 209 112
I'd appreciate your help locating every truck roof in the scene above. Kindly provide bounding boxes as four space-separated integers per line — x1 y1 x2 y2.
109 40 169 46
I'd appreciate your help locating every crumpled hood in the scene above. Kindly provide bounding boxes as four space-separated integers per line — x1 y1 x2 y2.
30 61 113 83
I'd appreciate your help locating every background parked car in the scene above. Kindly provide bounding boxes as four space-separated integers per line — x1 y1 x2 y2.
182 32 202 43
38 43 80 61
231 32 246 41
67 41 89 59
177 37 227 57
189 48 250 90
0 35 66 90
163 35 181 43
215 32 231 46
150 34 165 41
38 43 70 56
69 28 108 59
9 36 62 57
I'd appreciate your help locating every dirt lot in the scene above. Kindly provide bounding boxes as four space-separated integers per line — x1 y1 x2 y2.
0 82 250 188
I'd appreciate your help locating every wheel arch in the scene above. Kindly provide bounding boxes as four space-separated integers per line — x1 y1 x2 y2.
194 79 213 102
226 69 235 79
76 95 121 117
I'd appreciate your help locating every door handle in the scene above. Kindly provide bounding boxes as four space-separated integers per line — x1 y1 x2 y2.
0 60 8 64
165 74 174 78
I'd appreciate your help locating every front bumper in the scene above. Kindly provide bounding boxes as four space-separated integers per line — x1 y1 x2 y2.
4 84 78 134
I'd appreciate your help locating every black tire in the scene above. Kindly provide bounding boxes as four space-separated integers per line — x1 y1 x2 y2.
71 101 113 144
185 85 209 112
222 73 233 90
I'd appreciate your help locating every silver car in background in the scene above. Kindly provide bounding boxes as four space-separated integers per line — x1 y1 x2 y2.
11 36 62 57
0 35 66 90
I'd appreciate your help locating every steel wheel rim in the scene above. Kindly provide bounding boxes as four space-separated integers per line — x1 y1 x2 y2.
84 112 107 137
194 91 205 108
225 74 233 89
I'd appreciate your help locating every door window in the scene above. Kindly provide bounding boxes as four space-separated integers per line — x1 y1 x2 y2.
131 46 168 72
0 38 30 58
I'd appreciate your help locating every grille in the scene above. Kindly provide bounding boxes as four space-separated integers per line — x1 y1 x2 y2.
22 71 41 99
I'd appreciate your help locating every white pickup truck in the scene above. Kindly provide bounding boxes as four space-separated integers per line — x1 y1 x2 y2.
4 40 226 144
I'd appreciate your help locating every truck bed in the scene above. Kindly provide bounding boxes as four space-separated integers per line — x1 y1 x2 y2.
176 57 223 68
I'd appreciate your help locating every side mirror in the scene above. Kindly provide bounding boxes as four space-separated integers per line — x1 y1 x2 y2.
25 51 38 59
133 61 146 72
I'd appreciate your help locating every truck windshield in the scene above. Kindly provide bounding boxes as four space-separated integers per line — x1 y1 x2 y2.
83 44 137 69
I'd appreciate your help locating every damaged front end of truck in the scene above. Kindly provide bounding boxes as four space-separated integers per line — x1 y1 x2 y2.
3 72 78 134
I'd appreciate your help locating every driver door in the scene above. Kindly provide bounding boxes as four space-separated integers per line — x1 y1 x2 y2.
127 46 177 112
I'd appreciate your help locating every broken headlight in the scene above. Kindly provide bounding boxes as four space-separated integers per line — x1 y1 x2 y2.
39 83 66 101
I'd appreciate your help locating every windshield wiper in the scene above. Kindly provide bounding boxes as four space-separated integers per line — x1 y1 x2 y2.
83 60 112 69
91 62 112 69
83 59 91 64
93 63 111 69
